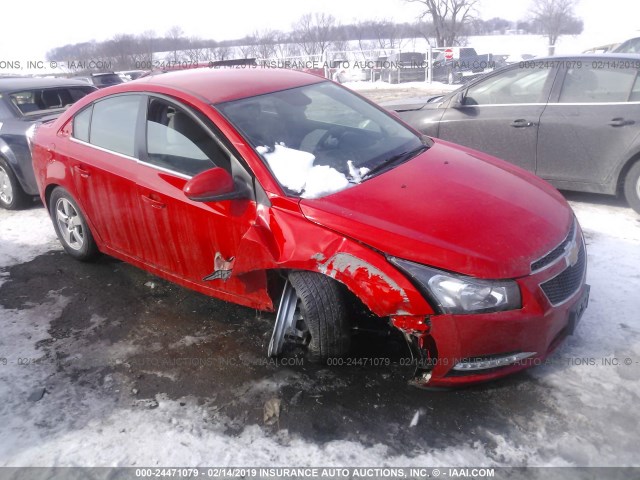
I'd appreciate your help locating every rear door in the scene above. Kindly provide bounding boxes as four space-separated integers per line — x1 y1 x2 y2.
68 94 147 258
135 95 271 307
536 60 640 190
437 63 558 173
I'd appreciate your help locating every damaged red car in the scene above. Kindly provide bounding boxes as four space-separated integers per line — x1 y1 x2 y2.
31 68 590 387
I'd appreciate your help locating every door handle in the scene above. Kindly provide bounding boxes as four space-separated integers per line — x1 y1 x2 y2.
73 165 91 178
510 119 535 128
608 118 635 127
141 194 166 209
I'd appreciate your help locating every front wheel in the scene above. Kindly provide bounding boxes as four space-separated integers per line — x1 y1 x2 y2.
0 158 31 210
286 271 351 362
49 187 99 261
624 161 640 214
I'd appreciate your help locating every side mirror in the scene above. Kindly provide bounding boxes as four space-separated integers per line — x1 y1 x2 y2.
183 167 248 202
451 91 465 109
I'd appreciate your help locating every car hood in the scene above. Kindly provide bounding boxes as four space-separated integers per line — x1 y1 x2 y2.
299 139 573 279
381 95 444 112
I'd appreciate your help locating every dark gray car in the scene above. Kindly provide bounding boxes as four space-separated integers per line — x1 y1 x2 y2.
386 54 640 213
0 78 96 209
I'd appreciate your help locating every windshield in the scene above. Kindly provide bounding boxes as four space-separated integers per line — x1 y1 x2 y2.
217 81 423 198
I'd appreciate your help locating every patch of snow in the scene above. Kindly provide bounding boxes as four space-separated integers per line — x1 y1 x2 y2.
258 144 315 193
409 410 420 427
170 335 214 349
301 165 350 199
0 208 60 285
259 144 352 199
348 160 370 183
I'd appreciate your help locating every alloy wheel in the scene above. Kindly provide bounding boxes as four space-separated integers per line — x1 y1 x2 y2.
55 197 85 251
0 166 13 205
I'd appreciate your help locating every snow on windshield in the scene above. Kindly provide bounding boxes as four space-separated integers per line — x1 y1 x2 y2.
257 144 368 199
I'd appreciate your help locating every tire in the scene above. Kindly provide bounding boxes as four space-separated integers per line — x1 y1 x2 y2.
288 271 350 362
49 187 99 261
623 161 640 214
0 158 31 210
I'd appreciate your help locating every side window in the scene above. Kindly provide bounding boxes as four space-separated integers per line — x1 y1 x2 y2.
90 95 141 157
559 66 638 103
464 66 551 105
73 106 92 142
146 98 229 176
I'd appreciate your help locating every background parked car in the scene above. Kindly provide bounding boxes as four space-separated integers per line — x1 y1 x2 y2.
116 70 147 81
613 36 640 53
431 47 504 84
380 52 427 84
72 72 124 88
380 48 502 85
0 77 96 209
385 54 640 213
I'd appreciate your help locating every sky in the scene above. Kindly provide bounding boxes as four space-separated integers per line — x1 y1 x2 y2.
0 0 638 61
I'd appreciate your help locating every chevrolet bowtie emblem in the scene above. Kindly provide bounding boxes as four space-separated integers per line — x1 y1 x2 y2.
565 240 580 268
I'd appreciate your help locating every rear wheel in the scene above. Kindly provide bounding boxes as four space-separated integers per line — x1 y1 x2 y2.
49 187 99 261
287 271 350 362
0 158 31 210
623 161 640 214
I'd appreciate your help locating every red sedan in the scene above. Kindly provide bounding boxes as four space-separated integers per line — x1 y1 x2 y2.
31 68 589 387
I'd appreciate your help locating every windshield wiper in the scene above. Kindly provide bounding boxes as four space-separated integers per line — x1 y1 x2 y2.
362 141 430 180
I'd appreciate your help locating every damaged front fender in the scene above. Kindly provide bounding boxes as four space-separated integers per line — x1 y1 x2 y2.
228 197 433 317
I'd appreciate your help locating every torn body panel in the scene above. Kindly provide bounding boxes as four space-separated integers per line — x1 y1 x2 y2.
203 252 235 281
230 197 434 317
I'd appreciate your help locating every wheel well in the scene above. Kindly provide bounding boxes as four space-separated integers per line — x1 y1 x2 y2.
269 269 381 321
617 153 640 196
44 184 60 211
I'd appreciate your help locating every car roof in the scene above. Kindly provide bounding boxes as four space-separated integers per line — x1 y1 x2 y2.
129 67 326 104
0 77 94 92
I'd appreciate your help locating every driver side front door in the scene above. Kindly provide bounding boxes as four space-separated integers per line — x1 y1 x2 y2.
135 95 271 309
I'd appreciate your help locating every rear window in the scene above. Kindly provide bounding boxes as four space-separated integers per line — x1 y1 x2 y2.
93 74 124 87
9 87 95 116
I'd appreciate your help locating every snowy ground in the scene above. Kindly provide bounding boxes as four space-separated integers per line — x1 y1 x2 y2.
345 80 458 103
0 190 639 467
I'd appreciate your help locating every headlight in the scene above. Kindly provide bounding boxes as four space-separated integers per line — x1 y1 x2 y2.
389 257 521 314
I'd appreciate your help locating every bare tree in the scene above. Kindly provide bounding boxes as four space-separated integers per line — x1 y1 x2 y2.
184 37 205 63
252 30 279 59
138 30 156 65
166 26 185 62
404 0 478 47
238 43 254 59
273 31 298 58
371 20 406 50
410 21 436 46
292 13 337 57
211 46 232 61
529 0 583 55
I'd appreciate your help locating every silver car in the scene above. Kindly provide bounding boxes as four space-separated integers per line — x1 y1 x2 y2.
386 54 640 213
